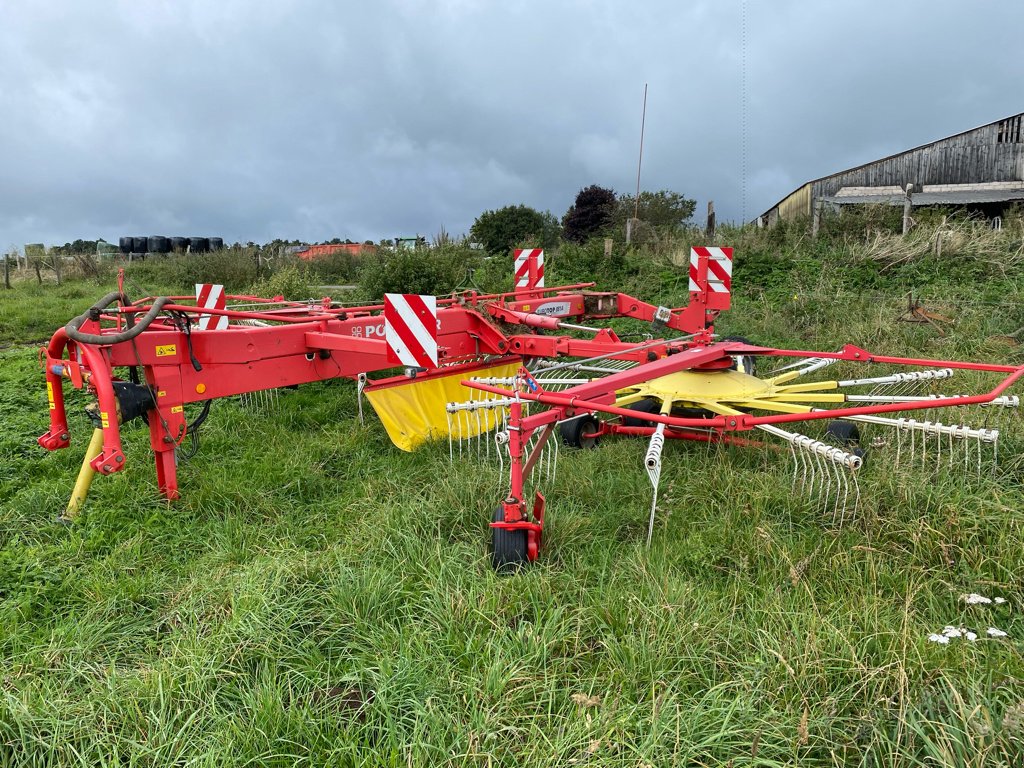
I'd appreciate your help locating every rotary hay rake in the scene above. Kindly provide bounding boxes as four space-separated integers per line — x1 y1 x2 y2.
37 248 1024 570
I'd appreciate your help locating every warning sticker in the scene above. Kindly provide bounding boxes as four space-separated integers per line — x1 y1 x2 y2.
46 381 55 410
156 345 177 357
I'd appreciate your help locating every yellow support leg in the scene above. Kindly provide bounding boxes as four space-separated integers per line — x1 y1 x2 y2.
63 428 104 521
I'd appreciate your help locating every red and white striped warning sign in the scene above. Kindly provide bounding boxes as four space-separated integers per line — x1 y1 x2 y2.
384 293 439 368
195 283 228 330
688 247 733 294
514 248 545 289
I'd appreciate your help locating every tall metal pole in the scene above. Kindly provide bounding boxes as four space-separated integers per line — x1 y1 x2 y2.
633 83 648 224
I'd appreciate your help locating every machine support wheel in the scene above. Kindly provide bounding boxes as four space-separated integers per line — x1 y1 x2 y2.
491 506 529 573
826 420 860 446
560 414 600 449
826 420 868 465
723 335 757 377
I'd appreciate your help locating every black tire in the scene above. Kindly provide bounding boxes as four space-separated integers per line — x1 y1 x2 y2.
623 397 660 427
560 414 600 448
826 420 860 446
491 506 528 573
723 335 757 377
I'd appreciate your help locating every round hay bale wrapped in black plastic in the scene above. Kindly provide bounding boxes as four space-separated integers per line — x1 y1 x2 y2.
208 237 224 251
188 237 209 253
132 236 148 254
148 235 169 254
169 237 188 252
119 237 133 254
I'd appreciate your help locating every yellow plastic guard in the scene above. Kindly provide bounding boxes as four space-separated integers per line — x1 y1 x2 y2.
364 362 521 451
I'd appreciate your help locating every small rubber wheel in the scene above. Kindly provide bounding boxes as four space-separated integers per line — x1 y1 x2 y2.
491 506 528 573
560 414 600 448
623 398 660 427
723 335 757 377
826 420 860 446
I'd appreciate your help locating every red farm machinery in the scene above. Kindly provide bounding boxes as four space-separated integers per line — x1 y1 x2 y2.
39 248 1023 569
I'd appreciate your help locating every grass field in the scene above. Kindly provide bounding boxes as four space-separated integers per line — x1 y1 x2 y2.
1 240 1023 766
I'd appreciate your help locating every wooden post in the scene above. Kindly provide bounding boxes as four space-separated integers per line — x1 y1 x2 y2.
3 253 10 289
902 183 914 235
33 260 42 284
705 201 716 241
625 218 632 244
604 238 613 257
812 200 822 238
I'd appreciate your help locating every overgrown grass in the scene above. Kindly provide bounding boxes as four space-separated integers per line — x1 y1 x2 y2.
1 229 1023 766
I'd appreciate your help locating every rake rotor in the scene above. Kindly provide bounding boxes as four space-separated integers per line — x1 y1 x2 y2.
38 247 1023 571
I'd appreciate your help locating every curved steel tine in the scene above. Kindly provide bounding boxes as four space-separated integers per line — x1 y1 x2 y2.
799 445 810 492
446 410 454 462
475 409 483 460
831 463 843 525
806 450 818 501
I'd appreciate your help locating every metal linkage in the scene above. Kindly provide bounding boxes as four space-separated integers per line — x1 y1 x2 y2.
757 423 862 523
885 417 999 476
837 368 954 388
469 377 591 389
445 396 516 462
770 356 841 377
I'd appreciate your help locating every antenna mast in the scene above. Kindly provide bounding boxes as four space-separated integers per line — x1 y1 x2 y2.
634 83 648 223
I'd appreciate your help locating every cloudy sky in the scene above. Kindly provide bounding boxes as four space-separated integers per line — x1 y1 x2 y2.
1 0 1021 249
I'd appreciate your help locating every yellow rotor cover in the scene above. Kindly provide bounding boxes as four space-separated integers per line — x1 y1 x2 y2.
365 362 521 451
618 368 844 416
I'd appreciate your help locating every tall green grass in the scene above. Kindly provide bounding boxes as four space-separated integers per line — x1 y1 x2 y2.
1 226 1023 765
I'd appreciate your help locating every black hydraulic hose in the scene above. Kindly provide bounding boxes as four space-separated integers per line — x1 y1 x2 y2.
64 291 172 346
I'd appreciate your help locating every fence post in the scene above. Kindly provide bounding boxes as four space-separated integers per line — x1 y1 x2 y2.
902 184 914 235
3 254 10 289
706 200 716 241
812 200 822 238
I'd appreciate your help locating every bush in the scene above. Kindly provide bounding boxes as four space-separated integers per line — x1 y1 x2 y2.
247 265 321 300
357 244 482 298
125 248 259 292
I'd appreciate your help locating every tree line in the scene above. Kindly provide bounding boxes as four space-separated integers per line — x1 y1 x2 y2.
470 186 696 255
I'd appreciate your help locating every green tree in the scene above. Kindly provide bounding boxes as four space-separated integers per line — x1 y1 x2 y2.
562 185 616 244
470 204 559 255
614 189 696 238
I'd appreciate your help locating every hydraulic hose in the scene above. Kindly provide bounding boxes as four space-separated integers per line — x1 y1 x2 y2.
64 291 172 346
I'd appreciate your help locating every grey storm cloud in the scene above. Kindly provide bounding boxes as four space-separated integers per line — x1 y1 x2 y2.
1 0 1022 249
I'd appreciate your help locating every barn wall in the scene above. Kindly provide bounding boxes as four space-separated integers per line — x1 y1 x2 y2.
777 184 812 219
764 113 1024 223
811 120 1024 200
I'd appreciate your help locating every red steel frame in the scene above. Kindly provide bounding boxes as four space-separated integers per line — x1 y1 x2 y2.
38 278 726 501
38 262 1024 566
465 342 1024 563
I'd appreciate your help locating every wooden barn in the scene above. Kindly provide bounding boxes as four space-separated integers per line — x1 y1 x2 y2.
760 111 1024 225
